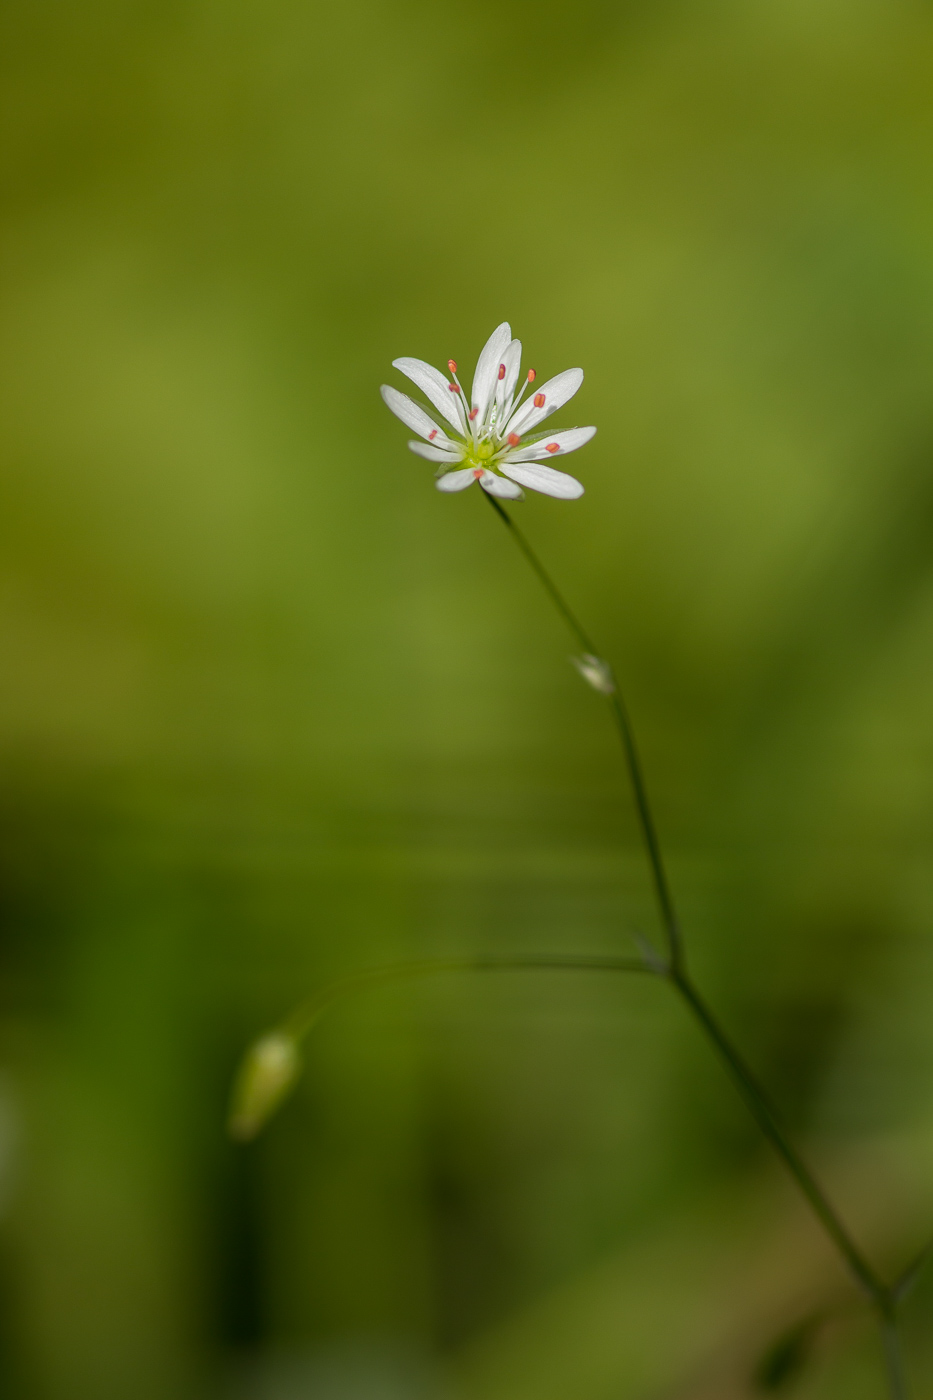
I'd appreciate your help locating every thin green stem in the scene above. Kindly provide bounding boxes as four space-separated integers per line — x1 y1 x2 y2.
880 1314 908 1400
281 953 650 1043
671 969 885 1301
608 691 683 970
485 493 683 970
484 493 597 654
893 1236 933 1304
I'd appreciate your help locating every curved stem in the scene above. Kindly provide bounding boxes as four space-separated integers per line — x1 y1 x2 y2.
281 953 650 1042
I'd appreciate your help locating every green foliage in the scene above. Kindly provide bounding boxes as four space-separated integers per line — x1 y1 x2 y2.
2 0 933 1395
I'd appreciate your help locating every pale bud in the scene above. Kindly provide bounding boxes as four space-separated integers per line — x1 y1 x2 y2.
571 653 616 695
228 1032 301 1141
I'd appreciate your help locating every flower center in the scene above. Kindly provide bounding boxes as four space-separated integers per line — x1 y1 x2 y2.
463 439 496 471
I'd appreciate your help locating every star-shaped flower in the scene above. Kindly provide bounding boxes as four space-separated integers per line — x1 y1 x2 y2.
380 322 596 500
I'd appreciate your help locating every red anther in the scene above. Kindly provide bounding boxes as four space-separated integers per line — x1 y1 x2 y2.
469 407 478 420
448 382 460 393
527 369 536 383
498 363 506 380
428 429 438 440
533 392 545 408
472 467 483 479
448 359 457 373
545 442 560 454
508 432 521 447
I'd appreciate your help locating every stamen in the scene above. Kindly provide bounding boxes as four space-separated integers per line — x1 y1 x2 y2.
472 467 484 479
533 393 545 408
498 364 506 380
503 368 534 426
527 369 536 383
508 432 521 447
469 408 478 420
428 429 438 440
545 442 560 454
444 366 471 437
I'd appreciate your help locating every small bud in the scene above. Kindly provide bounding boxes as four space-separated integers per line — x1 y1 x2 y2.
228 1032 301 1141
571 653 615 695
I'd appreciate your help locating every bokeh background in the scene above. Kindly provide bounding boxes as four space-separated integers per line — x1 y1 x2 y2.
3 1 933 1395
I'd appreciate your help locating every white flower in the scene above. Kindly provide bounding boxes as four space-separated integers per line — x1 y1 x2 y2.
380 321 596 500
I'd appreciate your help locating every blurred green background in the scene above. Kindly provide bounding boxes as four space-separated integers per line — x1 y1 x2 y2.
3 0 933 1395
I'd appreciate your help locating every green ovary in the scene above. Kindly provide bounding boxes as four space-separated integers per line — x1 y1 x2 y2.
462 440 497 472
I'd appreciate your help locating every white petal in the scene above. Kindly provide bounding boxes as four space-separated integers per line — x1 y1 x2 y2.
504 368 584 437
499 461 584 499
408 440 464 463
392 357 463 432
479 471 523 499
435 467 479 493
470 322 512 423
495 339 523 420
381 385 454 443
502 426 597 462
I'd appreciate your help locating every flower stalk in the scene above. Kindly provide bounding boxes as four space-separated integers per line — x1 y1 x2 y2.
484 492 684 974
484 491 911 1398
